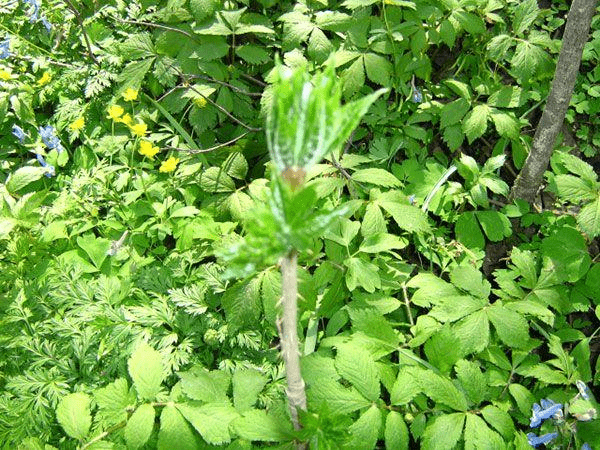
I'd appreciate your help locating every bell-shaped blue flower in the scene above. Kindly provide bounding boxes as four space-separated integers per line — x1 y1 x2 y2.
530 398 563 428
12 125 28 143
0 38 10 59
527 432 558 448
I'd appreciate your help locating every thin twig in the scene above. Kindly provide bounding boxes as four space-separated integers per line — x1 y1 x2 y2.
402 283 414 326
166 132 251 154
240 72 267 87
111 16 198 41
186 74 263 97
63 0 100 67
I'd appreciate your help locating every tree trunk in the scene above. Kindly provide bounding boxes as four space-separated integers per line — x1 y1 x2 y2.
510 0 598 203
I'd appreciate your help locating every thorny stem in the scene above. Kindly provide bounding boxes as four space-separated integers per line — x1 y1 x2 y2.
279 251 307 447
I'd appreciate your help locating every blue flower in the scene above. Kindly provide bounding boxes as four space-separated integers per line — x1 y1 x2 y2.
38 125 64 153
530 399 563 428
0 38 10 59
12 125 28 143
411 87 423 103
22 0 40 22
576 380 591 400
527 432 558 448
35 153 55 177
40 16 52 33
581 443 591 450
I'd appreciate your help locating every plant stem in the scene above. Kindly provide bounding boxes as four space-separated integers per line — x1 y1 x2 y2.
279 250 307 435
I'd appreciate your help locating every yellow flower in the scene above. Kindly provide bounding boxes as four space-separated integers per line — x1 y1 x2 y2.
122 88 138 101
107 105 124 120
119 113 133 126
37 71 51 86
129 121 147 137
69 116 85 131
0 69 11 81
159 156 179 173
194 97 207 108
139 140 159 159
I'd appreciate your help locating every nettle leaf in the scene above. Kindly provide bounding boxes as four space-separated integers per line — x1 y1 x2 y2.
347 405 382 450
233 369 268 413
56 393 92 441
125 404 155 450
463 104 490 143
352 168 401 187
335 342 380 401
440 98 470 128
177 403 239 445
422 413 465 450
128 342 165 401
513 0 539 36
231 409 292 442
487 304 530 349
158 405 199 450
385 411 409 450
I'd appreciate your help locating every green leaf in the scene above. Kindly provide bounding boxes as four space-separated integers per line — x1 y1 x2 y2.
306 377 371 415
391 366 423 405
463 413 505 450
118 58 155 90
119 33 155 60
94 378 134 427
450 266 490 298
444 79 471 100
76 234 111 269
125 404 155 450
555 175 596 202
451 11 485 34
513 0 539 36
235 45 271 64
128 342 165 401
557 152 598 184
361 203 387 236
487 304 530 349
487 34 514 60
510 41 548 82
352 168 401 187
343 57 365 97
178 367 230 403
385 411 409 450
347 405 382 450
221 278 262 332
335 343 380 401
6 166 47 193
577 196 600 238
509 384 536 417
177 403 239 445
231 409 292 442
424 326 463 374
189 0 220 22
452 310 490 355
308 28 333 62
359 233 406 253
463 104 490 143
454 360 487 405
541 226 591 282
439 19 456 47
363 53 392 86
344 257 381 293
419 371 468 411
201 166 236 193
233 369 268 413
422 413 465 450
56 393 92 441
379 201 430 233
480 405 515 439
475 210 512 241
223 152 248 180
157 405 199 450
490 111 520 139
488 86 527 108
440 98 470 128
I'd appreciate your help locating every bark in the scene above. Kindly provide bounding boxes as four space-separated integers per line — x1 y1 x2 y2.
279 251 307 438
510 0 598 203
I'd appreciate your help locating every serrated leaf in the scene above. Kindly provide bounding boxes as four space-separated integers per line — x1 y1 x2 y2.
480 405 515 439
577 196 600 238
177 403 239 445
509 384 536 417
511 41 549 82
422 413 465 450
488 86 526 108
344 257 380 293
439 19 456 47
222 278 261 332
513 0 539 36
347 405 382 450
452 10 485 35
235 45 270 64
475 210 512 241
455 212 485 249
308 28 333 62
487 34 513 60
487 304 530 348
359 233 406 253
178 367 230 403
452 310 490 355
463 105 490 143
189 0 220 22
118 58 155 89
94 378 134 426
464 413 505 450
424 326 463 374
231 409 292 441
306 377 371 415
157 405 199 450
385 411 409 450
6 166 48 193
227 191 254 222
391 366 423 405
343 57 365 97
119 33 155 60
56 393 92 440
490 111 520 139
419 371 468 411
455 360 487 405
233 369 268 413
335 343 380 401
76 234 111 269
352 168 401 187
128 343 165 401
440 98 470 128
363 53 392 86
379 201 430 233
444 79 471 100
200 166 236 193
125 404 155 449
442 124 465 150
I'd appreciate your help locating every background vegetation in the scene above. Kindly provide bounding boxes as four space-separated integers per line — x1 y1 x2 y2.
1 0 600 448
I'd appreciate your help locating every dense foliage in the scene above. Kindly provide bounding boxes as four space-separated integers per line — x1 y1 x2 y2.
1 0 600 449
